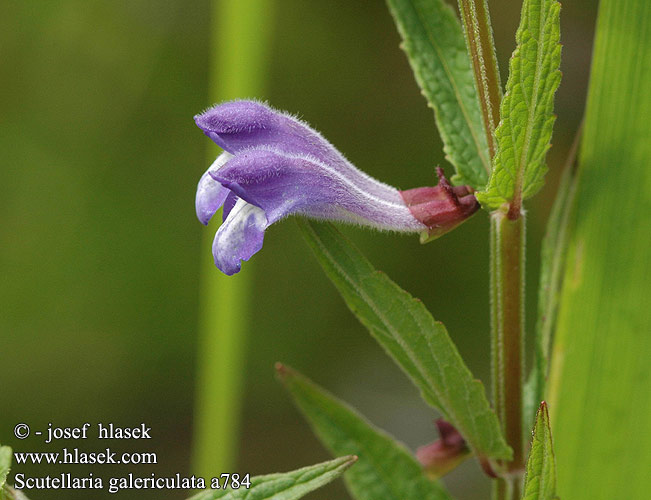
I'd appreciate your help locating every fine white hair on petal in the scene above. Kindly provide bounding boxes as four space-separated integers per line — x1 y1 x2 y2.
214 146 426 232
209 151 233 173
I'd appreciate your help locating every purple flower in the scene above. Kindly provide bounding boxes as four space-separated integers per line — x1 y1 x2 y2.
195 100 478 275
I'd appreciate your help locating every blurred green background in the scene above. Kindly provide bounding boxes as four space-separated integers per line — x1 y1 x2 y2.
0 1 596 498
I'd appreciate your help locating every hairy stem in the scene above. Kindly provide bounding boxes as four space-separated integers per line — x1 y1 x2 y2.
457 0 502 159
455 1 526 495
491 211 526 498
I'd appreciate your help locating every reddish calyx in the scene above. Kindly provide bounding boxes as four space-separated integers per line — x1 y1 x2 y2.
416 419 471 479
400 167 479 242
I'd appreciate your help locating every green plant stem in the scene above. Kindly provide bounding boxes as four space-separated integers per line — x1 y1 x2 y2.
192 0 273 479
456 0 526 495
457 0 502 159
490 211 525 498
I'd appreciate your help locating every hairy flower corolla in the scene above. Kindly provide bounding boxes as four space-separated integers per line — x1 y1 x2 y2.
195 100 478 275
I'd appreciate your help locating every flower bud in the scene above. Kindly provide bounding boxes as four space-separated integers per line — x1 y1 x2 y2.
416 419 471 479
400 167 479 243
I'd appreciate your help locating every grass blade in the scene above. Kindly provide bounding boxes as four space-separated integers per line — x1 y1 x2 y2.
547 0 651 496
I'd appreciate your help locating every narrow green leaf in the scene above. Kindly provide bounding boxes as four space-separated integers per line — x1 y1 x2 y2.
476 0 561 210
522 402 557 500
548 0 651 497
386 0 490 188
524 129 581 428
187 456 356 500
277 364 451 500
0 446 11 492
299 220 511 461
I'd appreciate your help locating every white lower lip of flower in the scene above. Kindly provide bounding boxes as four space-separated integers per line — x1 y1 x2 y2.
225 198 267 240
210 151 233 172
213 198 267 274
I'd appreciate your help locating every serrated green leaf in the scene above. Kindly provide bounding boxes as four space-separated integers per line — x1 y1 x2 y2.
476 0 561 210
187 456 356 500
387 0 490 188
277 364 451 500
524 134 580 428
299 220 511 461
0 446 11 491
522 402 556 500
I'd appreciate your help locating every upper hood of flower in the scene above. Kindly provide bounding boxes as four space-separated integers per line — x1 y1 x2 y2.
195 100 403 203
